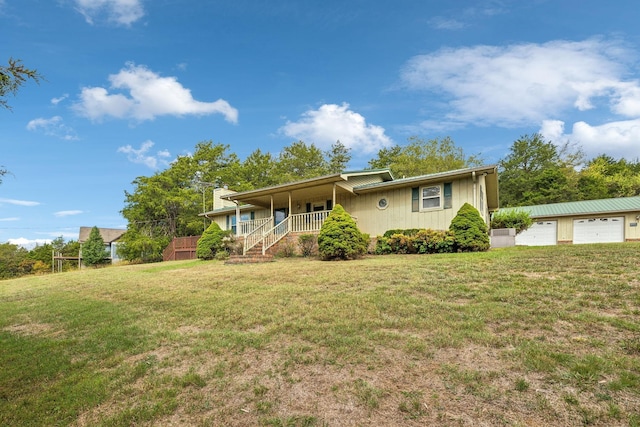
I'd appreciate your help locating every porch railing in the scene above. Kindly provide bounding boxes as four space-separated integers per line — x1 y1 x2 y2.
243 211 331 255
289 211 330 232
239 217 271 236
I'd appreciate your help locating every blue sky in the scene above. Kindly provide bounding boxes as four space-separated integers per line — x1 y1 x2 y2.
2 0 640 248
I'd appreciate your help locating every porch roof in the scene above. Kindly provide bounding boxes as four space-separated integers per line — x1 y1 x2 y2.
220 169 393 208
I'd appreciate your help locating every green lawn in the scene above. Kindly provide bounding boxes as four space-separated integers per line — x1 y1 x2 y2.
1 244 639 426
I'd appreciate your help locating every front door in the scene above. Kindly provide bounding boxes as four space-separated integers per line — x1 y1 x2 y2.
274 208 289 225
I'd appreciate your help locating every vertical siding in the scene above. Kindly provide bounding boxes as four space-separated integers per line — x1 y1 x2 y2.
349 178 481 236
627 213 640 240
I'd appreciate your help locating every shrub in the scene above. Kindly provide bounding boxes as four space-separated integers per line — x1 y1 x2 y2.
387 233 417 254
362 233 372 253
382 228 421 238
374 236 393 255
196 222 233 260
376 229 456 255
413 229 456 254
276 241 296 258
317 204 367 260
449 203 490 252
298 234 317 257
490 209 533 234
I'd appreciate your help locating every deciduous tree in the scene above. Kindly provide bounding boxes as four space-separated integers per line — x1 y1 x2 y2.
1 58 41 184
577 154 640 199
275 141 330 182
1 58 42 111
368 136 482 178
498 134 583 206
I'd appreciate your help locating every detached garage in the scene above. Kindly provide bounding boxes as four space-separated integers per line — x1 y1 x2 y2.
573 217 624 244
515 220 557 246
497 196 640 246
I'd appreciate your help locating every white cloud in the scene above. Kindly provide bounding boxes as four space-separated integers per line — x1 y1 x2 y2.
279 103 393 154
51 94 69 105
428 17 465 30
540 119 640 160
54 210 84 217
26 116 78 140
117 140 171 169
73 63 238 123
400 38 636 127
0 198 40 207
0 217 19 222
74 0 144 26
8 237 51 250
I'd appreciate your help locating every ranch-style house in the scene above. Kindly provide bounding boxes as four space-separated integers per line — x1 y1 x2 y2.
199 165 499 255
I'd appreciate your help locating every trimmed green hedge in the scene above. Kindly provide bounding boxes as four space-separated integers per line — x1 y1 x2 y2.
375 229 456 255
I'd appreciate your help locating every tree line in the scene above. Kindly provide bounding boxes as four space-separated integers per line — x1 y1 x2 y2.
2 134 639 275
118 134 640 262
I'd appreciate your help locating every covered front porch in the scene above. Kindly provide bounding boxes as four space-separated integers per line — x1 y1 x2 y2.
219 173 355 255
238 210 331 255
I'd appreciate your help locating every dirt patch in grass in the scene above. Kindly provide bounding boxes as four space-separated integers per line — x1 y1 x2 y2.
3 322 57 337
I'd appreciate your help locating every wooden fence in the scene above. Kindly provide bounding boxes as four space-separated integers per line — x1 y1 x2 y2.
163 236 201 261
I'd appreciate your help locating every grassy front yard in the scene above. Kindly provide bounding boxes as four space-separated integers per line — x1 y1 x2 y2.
1 244 639 426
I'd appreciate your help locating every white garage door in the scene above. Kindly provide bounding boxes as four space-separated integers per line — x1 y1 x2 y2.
573 217 624 244
515 221 557 246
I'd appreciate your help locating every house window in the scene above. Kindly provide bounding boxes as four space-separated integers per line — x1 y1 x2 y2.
443 182 452 209
421 185 441 209
228 212 254 234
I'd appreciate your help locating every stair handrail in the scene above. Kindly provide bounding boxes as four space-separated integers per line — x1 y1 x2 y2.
243 217 272 255
262 217 291 254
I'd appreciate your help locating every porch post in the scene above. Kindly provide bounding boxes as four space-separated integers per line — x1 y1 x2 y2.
270 195 274 223
288 192 292 215
234 201 240 237
332 183 336 209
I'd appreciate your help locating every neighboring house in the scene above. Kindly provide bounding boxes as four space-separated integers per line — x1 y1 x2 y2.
78 227 126 263
200 166 499 255
500 196 640 246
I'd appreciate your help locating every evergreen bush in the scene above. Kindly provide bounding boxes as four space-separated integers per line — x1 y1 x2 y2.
317 204 367 260
196 222 233 260
449 203 490 252
83 226 109 267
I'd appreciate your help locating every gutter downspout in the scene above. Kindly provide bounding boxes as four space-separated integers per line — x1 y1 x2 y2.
472 171 477 209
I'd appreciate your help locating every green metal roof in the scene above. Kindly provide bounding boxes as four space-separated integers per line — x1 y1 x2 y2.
500 196 640 218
